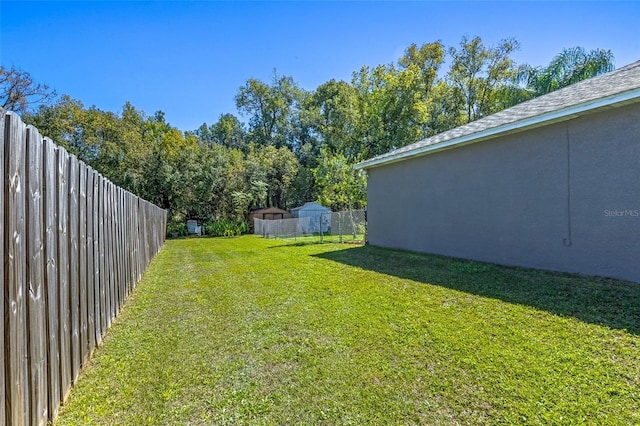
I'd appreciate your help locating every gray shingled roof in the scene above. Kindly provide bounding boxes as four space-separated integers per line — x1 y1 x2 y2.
357 60 640 169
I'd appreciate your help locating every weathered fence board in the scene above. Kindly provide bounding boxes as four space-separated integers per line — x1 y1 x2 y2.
92 170 102 346
43 138 60 419
114 188 121 310
68 155 80 384
26 126 48 426
5 112 29 426
123 193 129 294
135 198 141 281
116 188 122 311
86 168 96 356
56 146 72 401
0 108 6 425
99 177 108 334
121 190 127 298
134 197 140 281
78 161 88 365
2 110 167 425
107 183 116 322
128 196 134 290
116 188 123 311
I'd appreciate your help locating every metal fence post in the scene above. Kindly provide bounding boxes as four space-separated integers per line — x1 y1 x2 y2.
364 208 368 245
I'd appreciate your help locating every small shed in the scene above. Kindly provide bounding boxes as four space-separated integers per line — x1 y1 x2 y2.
290 202 331 234
250 207 291 231
250 207 292 221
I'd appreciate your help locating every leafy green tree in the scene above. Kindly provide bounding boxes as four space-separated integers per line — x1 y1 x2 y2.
235 71 305 150
313 150 366 211
138 114 189 213
117 102 150 191
193 122 215 144
26 97 146 191
423 81 466 136
303 42 444 162
285 141 321 207
231 191 253 221
353 62 431 158
194 113 247 151
211 113 247 150
246 145 300 209
25 95 86 155
306 79 361 160
447 36 520 122
286 166 316 208
398 42 445 98
81 106 140 187
205 145 247 219
250 180 269 208
135 110 219 226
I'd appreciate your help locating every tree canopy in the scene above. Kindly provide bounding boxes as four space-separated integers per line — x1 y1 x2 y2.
16 36 616 234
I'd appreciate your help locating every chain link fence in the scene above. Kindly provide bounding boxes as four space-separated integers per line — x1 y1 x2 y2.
254 209 366 244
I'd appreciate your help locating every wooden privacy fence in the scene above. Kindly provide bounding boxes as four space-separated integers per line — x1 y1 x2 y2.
1 109 168 425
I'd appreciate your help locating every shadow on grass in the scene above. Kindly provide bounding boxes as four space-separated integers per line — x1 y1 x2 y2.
312 245 640 335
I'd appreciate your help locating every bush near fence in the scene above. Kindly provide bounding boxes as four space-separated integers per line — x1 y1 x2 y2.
254 209 366 243
1 110 167 426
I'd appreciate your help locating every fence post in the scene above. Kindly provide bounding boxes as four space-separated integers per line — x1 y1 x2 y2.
364 208 368 245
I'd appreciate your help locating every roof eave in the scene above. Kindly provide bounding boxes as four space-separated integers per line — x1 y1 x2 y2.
355 88 640 170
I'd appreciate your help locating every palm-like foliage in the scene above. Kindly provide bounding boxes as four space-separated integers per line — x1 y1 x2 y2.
519 47 615 97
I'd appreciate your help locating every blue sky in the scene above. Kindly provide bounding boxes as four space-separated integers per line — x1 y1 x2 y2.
1 1 639 131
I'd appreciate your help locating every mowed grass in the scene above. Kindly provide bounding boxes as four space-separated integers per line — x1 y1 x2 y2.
55 236 639 425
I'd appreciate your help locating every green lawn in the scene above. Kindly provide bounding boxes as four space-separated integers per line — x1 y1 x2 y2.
55 236 640 425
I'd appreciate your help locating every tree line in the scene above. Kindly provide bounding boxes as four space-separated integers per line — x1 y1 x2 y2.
1 37 614 235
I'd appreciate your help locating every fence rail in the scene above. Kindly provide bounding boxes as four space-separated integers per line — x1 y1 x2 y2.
1 109 167 425
254 209 366 243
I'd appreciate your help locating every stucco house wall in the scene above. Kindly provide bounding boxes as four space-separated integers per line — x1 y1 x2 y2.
366 102 640 282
